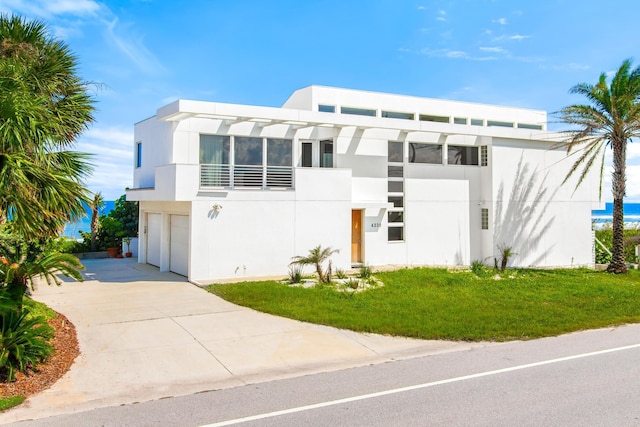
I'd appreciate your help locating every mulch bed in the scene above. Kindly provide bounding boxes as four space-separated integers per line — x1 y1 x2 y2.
0 313 79 399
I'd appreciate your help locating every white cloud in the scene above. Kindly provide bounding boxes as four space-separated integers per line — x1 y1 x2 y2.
436 10 446 22
492 34 531 42
2 0 164 75
103 17 166 74
420 48 498 61
417 5 425 10
480 46 508 54
0 0 101 19
493 18 507 25
627 141 640 161
75 125 134 199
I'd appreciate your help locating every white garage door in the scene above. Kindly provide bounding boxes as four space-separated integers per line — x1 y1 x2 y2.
146 213 161 267
170 215 189 276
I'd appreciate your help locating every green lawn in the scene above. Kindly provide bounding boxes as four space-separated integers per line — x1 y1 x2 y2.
207 267 640 341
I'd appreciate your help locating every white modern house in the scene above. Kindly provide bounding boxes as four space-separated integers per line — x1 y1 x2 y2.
126 86 600 283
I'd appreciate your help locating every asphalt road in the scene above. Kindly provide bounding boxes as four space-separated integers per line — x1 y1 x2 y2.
11 323 640 427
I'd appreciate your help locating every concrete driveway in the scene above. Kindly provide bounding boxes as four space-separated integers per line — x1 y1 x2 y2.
0 258 488 424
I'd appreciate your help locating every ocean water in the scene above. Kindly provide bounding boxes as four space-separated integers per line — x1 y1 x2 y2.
592 203 640 225
62 200 115 239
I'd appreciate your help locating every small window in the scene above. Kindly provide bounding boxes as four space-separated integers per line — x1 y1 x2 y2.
517 123 543 130
388 211 404 223
481 208 489 230
318 105 335 113
340 106 377 117
388 226 404 241
419 114 449 123
388 165 403 178
388 181 403 192
454 117 467 125
388 196 404 208
135 142 142 168
487 120 514 128
388 141 403 162
408 143 442 164
470 119 484 126
481 145 488 166
382 111 414 120
448 145 479 166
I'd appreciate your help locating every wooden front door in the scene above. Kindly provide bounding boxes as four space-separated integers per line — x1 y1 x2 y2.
351 210 362 263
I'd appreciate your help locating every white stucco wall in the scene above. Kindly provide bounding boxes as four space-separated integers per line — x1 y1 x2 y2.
128 86 599 282
489 139 596 267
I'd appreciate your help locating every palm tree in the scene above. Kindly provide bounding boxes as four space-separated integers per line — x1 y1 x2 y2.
0 14 95 238
559 58 640 273
0 230 84 311
290 245 340 283
89 192 104 251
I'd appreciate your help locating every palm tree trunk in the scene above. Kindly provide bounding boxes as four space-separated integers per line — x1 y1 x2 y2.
90 208 98 251
607 138 627 273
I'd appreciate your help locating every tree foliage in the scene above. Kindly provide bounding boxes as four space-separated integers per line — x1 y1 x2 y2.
0 14 95 238
559 59 640 273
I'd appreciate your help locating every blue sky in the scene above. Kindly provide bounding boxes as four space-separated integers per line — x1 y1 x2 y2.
1 0 639 201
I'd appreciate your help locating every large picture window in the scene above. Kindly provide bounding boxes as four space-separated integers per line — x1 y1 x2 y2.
267 138 293 187
200 135 230 164
234 137 263 165
199 135 292 189
267 138 292 166
409 143 442 164
448 145 479 165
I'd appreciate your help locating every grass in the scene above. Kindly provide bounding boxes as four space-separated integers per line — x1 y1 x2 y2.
207 267 640 342
0 396 24 411
0 298 57 412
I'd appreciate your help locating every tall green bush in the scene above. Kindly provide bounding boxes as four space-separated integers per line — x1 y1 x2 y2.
595 227 640 264
0 307 53 382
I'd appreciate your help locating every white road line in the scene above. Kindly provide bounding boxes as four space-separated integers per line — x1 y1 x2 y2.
201 343 640 427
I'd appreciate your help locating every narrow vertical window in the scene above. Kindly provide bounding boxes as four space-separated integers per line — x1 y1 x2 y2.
481 208 489 230
481 145 488 167
136 142 142 168
320 140 333 168
388 141 405 242
301 142 313 167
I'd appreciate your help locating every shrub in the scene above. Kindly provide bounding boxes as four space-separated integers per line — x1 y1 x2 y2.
0 309 54 382
358 264 373 279
335 269 347 279
497 244 516 271
347 278 359 289
471 260 485 276
288 265 304 284
48 237 87 254
595 228 640 264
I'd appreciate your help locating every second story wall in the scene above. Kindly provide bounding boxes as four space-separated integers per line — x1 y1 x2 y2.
133 117 174 189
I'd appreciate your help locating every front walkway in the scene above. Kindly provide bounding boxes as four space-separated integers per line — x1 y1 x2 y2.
0 258 489 424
